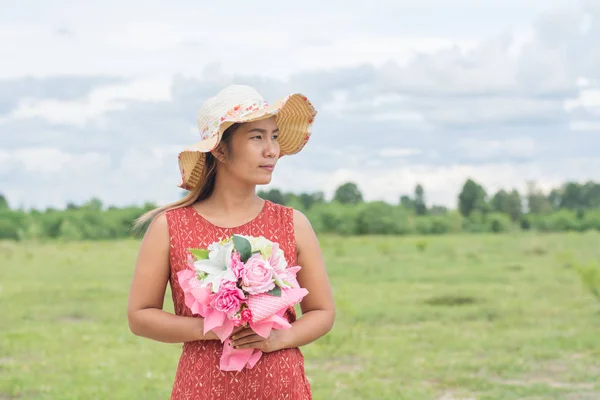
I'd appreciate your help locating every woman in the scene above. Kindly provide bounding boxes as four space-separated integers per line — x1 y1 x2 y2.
127 85 335 399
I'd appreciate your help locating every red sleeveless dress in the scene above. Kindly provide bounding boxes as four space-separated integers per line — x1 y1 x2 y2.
165 200 312 400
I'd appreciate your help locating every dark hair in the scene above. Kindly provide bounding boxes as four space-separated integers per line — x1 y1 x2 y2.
196 123 239 201
132 123 240 232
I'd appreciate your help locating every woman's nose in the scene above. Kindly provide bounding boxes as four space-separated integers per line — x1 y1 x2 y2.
264 138 278 157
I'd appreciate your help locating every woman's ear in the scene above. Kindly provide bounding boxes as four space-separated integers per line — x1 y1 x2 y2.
211 142 228 164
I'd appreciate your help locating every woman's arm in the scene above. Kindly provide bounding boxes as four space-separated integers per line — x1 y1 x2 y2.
231 209 336 351
280 209 336 348
127 212 219 343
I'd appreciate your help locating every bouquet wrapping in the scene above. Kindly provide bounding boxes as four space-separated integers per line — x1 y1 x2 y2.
177 234 309 371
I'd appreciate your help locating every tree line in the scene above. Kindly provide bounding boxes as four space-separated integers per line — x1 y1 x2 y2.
1 179 600 241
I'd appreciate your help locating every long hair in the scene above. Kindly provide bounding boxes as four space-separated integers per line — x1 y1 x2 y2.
131 124 239 233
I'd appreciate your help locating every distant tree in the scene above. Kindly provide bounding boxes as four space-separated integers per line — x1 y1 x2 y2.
297 191 325 210
491 189 522 221
547 188 561 210
399 195 414 210
258 189 286 205
414 184 427 215
583 181 600 209
82 197 103 211
0 194 8 209
429 205 448 215
526 181 553 214
556 181 600 211
458 179 488 217
333 182 363 205
560 182 585 211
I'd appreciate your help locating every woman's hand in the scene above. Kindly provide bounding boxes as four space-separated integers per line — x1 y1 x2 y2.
203 325 245 341
229 328 288 353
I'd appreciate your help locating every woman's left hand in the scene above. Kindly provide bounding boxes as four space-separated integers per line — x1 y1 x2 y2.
229 328 287 353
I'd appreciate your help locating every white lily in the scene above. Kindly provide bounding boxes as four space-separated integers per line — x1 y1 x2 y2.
194 241 236 292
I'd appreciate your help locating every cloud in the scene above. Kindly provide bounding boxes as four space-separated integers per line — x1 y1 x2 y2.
0 76 125 116
3 76 172 125
1 0 599 210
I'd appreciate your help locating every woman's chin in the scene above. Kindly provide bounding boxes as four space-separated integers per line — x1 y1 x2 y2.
256 177 272 185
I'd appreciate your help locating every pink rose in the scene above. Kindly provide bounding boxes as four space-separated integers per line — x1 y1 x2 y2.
209 281 245 316
231 315 243 327
230 251 245 279
241 254 276 295
241 308 253 323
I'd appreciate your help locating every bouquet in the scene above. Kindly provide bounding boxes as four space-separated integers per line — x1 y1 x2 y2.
177 234 309 371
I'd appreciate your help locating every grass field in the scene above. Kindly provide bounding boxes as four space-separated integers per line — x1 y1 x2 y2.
2 232 600 399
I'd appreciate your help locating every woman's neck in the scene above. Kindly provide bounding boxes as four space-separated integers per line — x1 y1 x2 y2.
203 172 262 214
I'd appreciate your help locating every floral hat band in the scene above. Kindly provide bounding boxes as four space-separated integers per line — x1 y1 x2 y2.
177 85 317 191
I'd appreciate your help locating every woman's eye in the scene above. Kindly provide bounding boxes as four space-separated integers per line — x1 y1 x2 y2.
272 135 279 140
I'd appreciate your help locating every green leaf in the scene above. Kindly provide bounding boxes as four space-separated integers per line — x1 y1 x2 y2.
266 286 282 297
189 248 209 260
233 235 252 262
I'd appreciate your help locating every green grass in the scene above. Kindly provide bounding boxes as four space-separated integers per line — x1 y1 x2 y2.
2 232 600 399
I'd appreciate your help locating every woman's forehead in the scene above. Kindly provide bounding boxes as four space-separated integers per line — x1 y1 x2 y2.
242 116 278 131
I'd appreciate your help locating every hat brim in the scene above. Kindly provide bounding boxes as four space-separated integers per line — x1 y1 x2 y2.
177 93 317 191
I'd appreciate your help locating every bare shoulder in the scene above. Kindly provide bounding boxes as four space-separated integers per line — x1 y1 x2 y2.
292 208 318 255
292 208 311 229
139 210 170 251
146 210 169 236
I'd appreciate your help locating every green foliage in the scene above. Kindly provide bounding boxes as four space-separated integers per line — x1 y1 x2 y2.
486 212 513 233
414 184 427 216
233 235 252 262
257 188 286 205
530 209 582 232
355 201 409 235
490 189 522 221
189 248 209 260
414 214 459 235
2 179 600 241
573 260 600 303
333 182 363 205
458 178 488 217
0 193 9 209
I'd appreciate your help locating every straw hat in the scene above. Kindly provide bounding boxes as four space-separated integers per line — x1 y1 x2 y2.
177 85 317 191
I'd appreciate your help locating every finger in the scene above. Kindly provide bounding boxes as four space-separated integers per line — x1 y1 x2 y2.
230 328 255 340
231 326 244 335
234 340 265 350
232 334 264 348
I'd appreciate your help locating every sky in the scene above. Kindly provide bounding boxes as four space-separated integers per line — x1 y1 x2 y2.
1 0 599 210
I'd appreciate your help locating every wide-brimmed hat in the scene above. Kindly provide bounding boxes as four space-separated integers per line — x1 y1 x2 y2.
177 85 317 191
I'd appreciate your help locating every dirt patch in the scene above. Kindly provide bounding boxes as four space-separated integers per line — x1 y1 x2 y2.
424 295 478 307
488 355 599 396
490 376 595 390
436 391 477 400
305 356 364 374
57 312 92 323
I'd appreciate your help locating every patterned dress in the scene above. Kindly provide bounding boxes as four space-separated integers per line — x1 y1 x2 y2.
165 200 312 400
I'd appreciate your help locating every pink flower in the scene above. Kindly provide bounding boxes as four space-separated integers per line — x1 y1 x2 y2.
209 280 245 316
241 308 253 323
230 251 245 279
231 315 243 327
269 243 287 271
186 254 195 269
241 254 276 295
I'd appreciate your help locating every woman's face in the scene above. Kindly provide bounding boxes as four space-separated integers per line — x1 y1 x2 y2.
217 116 280 185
